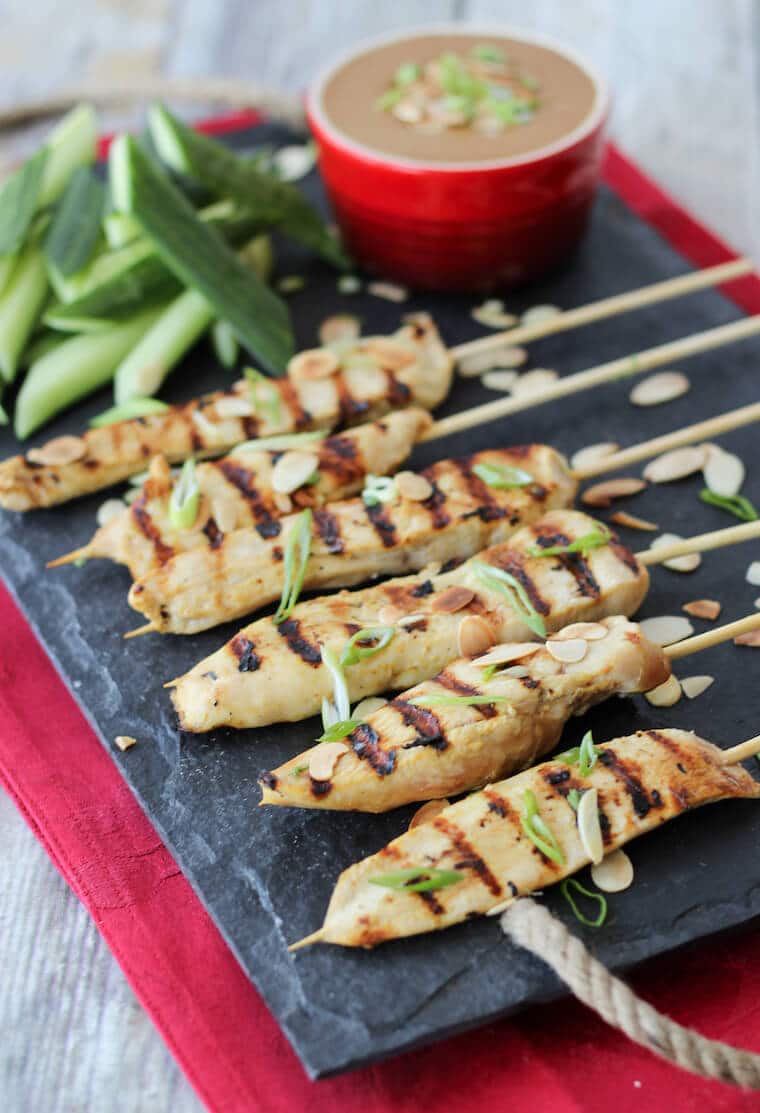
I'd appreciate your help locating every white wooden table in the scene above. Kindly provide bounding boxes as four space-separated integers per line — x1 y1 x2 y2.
1 2 758 1109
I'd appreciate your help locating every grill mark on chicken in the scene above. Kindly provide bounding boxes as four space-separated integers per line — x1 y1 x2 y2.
310 778 332 797
386 373 412 408
411 579 434 597
313 508 344 554
452 456 509 523
336 378 371 424
279 380 311 430
350 723 396 775
258 771 277 791
490 551 551 616
436 670 498 719
528 525 602 599
203 517 224 549
217 460 282 539
598 748 659 818
365 502 398 548
394 699 447 751
276 619 322 665
609 537 641 574
423 482 451 531
432 816 502 896
230 634 261 672
482 789 511 818
418 890 445 916
130 496 175 565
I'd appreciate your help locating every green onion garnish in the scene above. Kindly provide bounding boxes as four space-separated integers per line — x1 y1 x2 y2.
290 764 309 777
231 431 324 455
560 878 608 928
90 396 170 427
368 867 464 893
0 147 48 256
274 508 312 624
409 692 508 708
472 462 533 489
317 718 362 743
168 458 200 529
556 731 600 777
320 644 350 729
566 789 584 812
521 789 564 865
375 88 403 112
245 366 282 425
473 561 546 637
395 62 420 86
471 43 506 64
362 474 397 507
340 626 395 668
527 525 611 559
699 489 758 522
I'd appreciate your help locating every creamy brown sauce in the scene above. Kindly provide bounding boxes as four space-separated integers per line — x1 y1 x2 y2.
320 33 599 164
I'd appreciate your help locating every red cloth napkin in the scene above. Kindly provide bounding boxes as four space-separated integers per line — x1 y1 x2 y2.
3 131 760 1113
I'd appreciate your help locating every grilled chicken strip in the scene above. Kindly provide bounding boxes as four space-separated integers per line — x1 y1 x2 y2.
130 446 577 635
0 314 451 511
298 729 759 947
171 510 647 732
260 616 670 811
49 408 431 581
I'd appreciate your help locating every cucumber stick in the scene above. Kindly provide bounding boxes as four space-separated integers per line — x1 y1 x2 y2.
38 104 98 208
110 134 293 375
14 306 162 438
44 166 106 278
0 246 49 381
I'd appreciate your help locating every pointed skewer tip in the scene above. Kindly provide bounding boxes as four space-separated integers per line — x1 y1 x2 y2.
288 928 327 952
46 547 90 569
123 622 157 639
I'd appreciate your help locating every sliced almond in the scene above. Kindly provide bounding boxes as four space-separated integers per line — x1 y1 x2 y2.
521 304 562 327
397 613 427 628
471 299 518 328
114 735 137 752
367 281 408 303
502 664 530 679
273 491 293 515
643 445 707 484
457 615 495 657
546 637 588 663
680 675 714 700
271 451 319 495
96 498 126 527
640 614 694 646
191 409 220 439
644 674 682 707
287 349 340 381
610 511 658 532
577 788 603 864
474 642 541 667
650 533 702 573
27 435 86 467
459 342 521 377
481 369 519 392
214 396 255 419
319 314 360 346
408 799 450 830
581 477 646 508
489 346 527 369
352 696 388 719
552 622 609 642
570 442 619 472
395 470 433 501
486 896 517 917
591 849 634 893
747 562 760 587
362 338 416 370
210 492 239 535
703 446 745 498
735 630 760 647
308 741 349 781
432 586 475 614
630 370 690 407
392 100 424 124
509 368 559 399
683 599 721 621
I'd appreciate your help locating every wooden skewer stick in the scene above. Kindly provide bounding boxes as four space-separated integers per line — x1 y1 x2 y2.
123 622 157 639
573 401 760 480
423 315 760 443
450 258 755 365
664 613 760 660
636 520 760 567
722 735 760 765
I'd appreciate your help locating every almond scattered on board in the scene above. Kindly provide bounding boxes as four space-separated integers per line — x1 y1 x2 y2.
591 849 634 893
645 674 682 707
629 370 690 407
642 445 707 484
680 675 714 700
115 735 137 751
319 314 360 346
735 630 760 647
408 799 450 830
683 599 721 621
746 562 760 587
570 442 619 472
640 615 694 646
481 369 519 392
308 742 349 781
581 477 647 508
702 446 745 498
521 304 562 327
610 511 658 532
471 298 518 328
367 280 409 302
509 368 559 398
649 533 702 573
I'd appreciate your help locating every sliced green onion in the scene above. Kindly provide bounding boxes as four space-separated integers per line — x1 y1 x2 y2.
699 488 758 522
0 148 49 256
212 319 239 368
472 561 546 637
290 764 309 777
560 878 607 928
395 62 421 86
556 745 581 765
368 867 464 893
578 730 599 777
340 626 395 668
44 167 105 278
103 211 142 249
231 431 324 456
168 458 201 529
566 789 584 812
472 461 533 489
274 508 312 624
90 396 170 427
38 104 97 209
317 718 363 743
409 693 508 708
375 88 403 111
528 525 611 559
320 643 350 726
521 789 564 865
362 474 397 507
245 366 282 425
472 43 506 64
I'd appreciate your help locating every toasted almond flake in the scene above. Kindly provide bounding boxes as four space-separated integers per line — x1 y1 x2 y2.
308 741 349 781
474 642 541 667
457 615 495 657
352 696 388 719
487 896 517 917
367 280 408 303
570 442 619 472
553 622 609 642
502 664 530 678
481 369 519 392
397 613 426 628
210 492 239 535
581 477 647 508
471 299 518 328
577 787 603 864
338 275 362 294
395 470 433 501
458 341 523 377
288 348 340 381
408 799 450 830
643 445 707 484
362 338 416 371
736 630 760 647
703 447 746 498
683 599 721 621
27 435 86 467
521 304 562 327
273 492 293 515
96 498 126 527
747 562 760 587
271 451 319 494
319 314 360 346
378 604 404 626
214 396 254 419
610 511 658 532
432 586 475 614
490 346 527 369
591 849 634 893
115 735 137 752
546 637 588 663
509 368 559 399
630 370 690 407
640 614 694 646
191 409 220 439
392 100 424 123
680 675 714 700
644 674 682 707
650 533 702 573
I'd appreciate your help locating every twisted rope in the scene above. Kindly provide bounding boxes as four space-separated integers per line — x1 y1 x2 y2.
502 898 760 1088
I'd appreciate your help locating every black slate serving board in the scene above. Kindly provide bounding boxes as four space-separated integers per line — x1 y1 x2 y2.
2 123 760 1080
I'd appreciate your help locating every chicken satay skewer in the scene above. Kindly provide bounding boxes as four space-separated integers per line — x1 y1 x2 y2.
261 611 760 814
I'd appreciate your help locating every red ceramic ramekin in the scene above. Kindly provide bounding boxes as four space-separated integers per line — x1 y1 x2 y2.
307 27 610 292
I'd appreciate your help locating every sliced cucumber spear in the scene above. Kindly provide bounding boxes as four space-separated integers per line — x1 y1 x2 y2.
44 166 106 279
0 246 50 382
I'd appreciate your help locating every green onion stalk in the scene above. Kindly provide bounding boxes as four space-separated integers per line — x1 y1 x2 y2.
0 246 50 382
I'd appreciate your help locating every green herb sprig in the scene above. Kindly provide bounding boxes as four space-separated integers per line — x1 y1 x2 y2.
340 626 395 668
528 525 611 559
556 731 600 778
274 508 312 624
699 489 758 522
317 719 362 743
521 789 564 865
560 878 608 928
90 396 170 427
368 867 464 893
168 457 200 529
472 461 534 489
409 692 508 708
473 561 546 637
